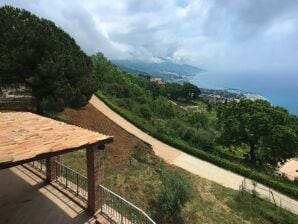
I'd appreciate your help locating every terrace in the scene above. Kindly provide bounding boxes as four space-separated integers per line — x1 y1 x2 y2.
0 112 156 224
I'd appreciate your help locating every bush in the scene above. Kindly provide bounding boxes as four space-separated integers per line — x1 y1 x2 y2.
151 96 176 118
167 119 184 130
187 112 209 129
191 129 215 151
137 105 152 120
159 170 192 215
103 83 130 98
96 91 298 199
178 127 194 142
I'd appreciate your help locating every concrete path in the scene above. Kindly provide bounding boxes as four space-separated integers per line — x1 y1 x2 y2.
90 95 298 214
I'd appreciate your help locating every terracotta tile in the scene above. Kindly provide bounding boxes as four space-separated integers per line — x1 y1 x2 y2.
0 112 112 166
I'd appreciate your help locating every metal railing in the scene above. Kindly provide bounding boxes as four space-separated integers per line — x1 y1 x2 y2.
30 159 46 174
28 160 156 223
99 185 156 224
54 161 88 200
239 178 298 214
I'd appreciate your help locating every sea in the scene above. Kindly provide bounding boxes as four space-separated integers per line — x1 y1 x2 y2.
190 70 298 116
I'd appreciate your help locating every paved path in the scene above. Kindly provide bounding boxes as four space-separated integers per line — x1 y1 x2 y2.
90 95 298 214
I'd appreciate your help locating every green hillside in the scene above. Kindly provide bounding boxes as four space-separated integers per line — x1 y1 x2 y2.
92 52 298 199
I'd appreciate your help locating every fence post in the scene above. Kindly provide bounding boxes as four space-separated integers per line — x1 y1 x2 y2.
270 191 276 208
66 167 68 188
55 162 58 181
76 173 79 196
121 199 123 224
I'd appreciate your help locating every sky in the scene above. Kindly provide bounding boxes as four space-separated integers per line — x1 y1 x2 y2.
1 0 298 72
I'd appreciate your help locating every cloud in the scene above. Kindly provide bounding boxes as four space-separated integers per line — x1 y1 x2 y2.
1 0 298 71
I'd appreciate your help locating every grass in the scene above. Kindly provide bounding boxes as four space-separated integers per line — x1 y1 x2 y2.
61 147 298 224
95 91 298 199
212 185 298 224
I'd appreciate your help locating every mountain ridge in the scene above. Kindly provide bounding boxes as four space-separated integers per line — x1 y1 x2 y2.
112 59 204 82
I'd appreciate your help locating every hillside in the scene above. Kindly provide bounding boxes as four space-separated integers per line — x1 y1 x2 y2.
92 52 298 200
61 103 298 224
2 5 297 224
113 59 204 82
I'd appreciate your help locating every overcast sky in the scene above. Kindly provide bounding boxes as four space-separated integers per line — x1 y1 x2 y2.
1 0 298 72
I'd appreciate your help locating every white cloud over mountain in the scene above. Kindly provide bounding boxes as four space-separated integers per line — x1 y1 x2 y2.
1 0 298 71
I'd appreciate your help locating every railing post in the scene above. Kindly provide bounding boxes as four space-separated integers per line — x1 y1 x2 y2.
76 173 79 196
66 167 68 188
121 199 123 224
55 162 58 181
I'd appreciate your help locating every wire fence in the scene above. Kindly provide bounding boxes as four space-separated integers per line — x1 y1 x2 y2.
239 178 298 214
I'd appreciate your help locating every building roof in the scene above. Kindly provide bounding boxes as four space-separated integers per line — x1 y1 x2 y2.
0 112 113 168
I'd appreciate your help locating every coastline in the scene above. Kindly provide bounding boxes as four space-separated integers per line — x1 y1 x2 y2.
188 71 298 115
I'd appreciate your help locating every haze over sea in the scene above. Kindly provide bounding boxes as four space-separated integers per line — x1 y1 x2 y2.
191 70 298 116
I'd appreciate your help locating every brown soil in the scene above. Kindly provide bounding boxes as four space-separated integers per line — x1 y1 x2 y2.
63 103 142 168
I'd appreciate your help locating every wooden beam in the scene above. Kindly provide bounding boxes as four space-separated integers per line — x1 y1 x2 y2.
0 138 112 170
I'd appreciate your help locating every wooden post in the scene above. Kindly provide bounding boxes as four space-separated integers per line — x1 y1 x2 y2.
86 144 105 214
46 156 57 183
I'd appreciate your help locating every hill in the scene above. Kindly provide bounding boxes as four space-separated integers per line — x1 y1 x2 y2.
60 103 298 224
113 59 204 82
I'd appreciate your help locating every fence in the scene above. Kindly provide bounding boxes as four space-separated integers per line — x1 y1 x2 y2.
54 160 88 200
99 185 156 224
30 159 46 175
239 178 298 214
27 159 156 223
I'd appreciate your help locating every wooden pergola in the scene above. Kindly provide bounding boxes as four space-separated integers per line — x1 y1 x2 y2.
0 112 113 214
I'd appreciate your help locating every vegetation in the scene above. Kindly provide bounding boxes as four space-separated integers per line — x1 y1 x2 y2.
164 82 201 101
92 52 298 199
218 100 298 167
60 83 298 224
97 91 298 199
0 6 97 113
61 142 298 224
212 184 298 224
159 170 193 216
1 6 297 223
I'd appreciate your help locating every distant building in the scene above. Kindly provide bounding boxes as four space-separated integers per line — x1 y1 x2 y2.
150 77 165 85
0 84 35 111
203 94 226 104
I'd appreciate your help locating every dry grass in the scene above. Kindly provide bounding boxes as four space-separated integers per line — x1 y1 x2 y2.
60 104 298 224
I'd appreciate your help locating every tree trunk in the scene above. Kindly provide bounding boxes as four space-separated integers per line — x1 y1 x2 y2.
250 144 256 165
36 98 43 115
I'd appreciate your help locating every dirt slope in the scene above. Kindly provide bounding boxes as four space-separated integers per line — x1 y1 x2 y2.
64 103 142 168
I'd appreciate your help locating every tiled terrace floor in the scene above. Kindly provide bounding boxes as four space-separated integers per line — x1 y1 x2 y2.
0 166 109 224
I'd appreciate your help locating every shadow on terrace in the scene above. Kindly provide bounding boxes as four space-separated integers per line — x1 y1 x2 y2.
0 111 156 224
0 165 97 224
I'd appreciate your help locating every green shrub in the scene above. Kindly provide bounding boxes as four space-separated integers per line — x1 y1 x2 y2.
187 111 209 129
151 96 176 118
137 105 152 120
191 129 215 151
103 83 130 98
159 170 192 215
